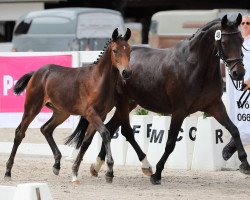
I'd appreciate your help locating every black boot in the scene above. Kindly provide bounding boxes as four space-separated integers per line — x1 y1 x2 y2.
222 138 237 161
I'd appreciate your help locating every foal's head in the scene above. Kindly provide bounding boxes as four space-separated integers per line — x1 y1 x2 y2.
110 28 132 79
217 13 245 80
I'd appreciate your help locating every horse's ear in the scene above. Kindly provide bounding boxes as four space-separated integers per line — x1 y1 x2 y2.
112 28 119 41
236 13 242 26
124 28 131 41
221 14 228 29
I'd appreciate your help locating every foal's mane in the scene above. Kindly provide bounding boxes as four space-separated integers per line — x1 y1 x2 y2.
93 34 124 65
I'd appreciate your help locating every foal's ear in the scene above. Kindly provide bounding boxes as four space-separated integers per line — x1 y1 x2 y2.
112 28 119 41
124 28 131 41
236 13 242 26
221 14 228 29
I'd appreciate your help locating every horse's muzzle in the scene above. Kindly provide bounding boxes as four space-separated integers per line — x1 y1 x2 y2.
231 63 245 81
122 69 132 80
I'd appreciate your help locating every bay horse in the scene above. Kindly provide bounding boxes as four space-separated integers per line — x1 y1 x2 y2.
68 13 250 184
4 28 132 184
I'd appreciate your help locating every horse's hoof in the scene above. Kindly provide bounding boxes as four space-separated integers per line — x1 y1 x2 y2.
53 167 60 175
105 175 113 183
105 172 114 183
239 163 250 175
142 167 153 176
71 180 80 186
150 174 161 185
90 164 98 177
4 175 11 181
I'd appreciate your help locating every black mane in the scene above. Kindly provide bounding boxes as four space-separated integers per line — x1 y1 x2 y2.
189 18 221 40
93 34 123 64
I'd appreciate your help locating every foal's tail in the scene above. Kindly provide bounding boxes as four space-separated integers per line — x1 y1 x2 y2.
65 117 89 149
14 72 35 95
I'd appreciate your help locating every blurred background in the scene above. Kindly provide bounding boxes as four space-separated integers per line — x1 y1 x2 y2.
0 0 249 52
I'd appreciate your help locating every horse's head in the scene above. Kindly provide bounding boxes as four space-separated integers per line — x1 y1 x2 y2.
110 28 132 79
217 13 245 80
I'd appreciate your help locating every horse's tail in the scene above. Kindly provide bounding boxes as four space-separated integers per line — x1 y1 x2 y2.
65 117 89 149
14 72 35 95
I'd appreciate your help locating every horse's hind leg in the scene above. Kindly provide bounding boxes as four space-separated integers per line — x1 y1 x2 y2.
4 101 43 180
71 128 95 184
206 101 250 174
40 111 69 175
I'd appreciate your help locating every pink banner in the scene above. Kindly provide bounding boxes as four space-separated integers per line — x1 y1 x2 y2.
0 55 72 112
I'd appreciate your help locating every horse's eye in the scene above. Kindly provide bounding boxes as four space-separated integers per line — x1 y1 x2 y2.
113 49 117 54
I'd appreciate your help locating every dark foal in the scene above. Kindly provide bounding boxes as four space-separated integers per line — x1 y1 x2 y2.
70 14 250 185
4 28 132 184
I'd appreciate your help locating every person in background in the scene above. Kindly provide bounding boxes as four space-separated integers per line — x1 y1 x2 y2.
222 14 250 160
242 15 250 91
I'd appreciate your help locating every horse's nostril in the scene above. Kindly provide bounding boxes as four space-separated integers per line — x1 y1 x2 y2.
232 71 237 77
122 69 131 79
122 70 127 76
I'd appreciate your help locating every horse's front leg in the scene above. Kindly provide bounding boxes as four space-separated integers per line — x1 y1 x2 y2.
151 111 185 185
91 103 152 177
40 111 69 175
90 116 118 177
86 109 114 183
119 112 152 176
206 101 250 174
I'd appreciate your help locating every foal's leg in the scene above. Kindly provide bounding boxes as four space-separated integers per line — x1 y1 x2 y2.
151 112 185 185
98 112 121 161
85 108 114 183
90 112 120 177
206 101 250 174
40 111 70 175
91 103 152 176
4 99 43 180
71 126 95 184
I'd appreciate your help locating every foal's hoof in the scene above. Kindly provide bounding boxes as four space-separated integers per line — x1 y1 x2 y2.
53 167 60 175
150 174 161 185
90 164 98 177
71 180 80 186
142 167 153 176
239 163 250 175
105 172 114 183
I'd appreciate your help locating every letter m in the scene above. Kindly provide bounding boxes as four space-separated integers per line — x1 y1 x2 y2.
150 129 164 143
